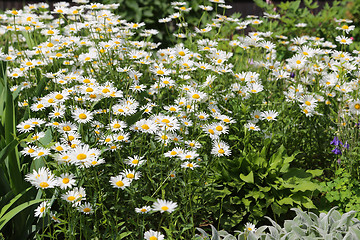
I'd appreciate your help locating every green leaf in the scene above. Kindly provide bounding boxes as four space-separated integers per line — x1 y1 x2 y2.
0 199 45 230
240 171 254 184
0 133 28 164
292 181 320 192
118 232 132 239
278 197 294 206
306 169 323 177
142 196 156 202
125 109 144 126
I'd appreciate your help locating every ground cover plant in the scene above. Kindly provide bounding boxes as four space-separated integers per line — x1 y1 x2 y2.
0 0 360 239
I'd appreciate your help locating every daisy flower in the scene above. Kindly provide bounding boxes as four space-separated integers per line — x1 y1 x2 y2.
245 222 256 233
35 201 50 218
261 110 279 121
164 147 184 158
125 155 146 167
144 230 165 240
181 161 199 170
109 175 131 189
72 108 94 124
25 167 58 189
120 169 141 181
211 141 231 157
57 173 76 190
77 202 94 214
179 150 199 160
185 140 202 149
349 99 360 115
336 24 355 34
17 121 34 133
135 206 152 214
335 36 353 45
30 147 50 160
152 199 177 213
245 122 260 131
61 187 86 206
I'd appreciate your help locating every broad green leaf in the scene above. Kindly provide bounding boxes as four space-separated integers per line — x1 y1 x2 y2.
0 199 45 230
0 188 28 218
292 181 320 192
0 133 28 164
306 169 323 177
125 109 144 126
240 171 254 184
278 197 294 206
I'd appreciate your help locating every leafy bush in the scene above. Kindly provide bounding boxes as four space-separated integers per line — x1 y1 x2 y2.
206 140 322 230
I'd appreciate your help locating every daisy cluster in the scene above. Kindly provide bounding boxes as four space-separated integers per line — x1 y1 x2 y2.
1 0 358 237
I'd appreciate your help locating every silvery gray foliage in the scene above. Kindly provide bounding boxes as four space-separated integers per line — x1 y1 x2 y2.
194 207 360 240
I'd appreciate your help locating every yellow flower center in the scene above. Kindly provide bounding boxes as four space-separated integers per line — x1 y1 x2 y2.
179 51 185 56
149 237 157 240
192 94 200 99
141 124 149 130
79 113 87 119
67 196 75 201
24 124 31 129
305 101 311 106
39 182 49 188
77 153 87 160
208 129 215 134
218 149 225 154
132 159 139 164
62 178 69 184
156 70 164 75
355 104 360 110
215 126 223 131
40 207 46 213
296 60 301 64
161 206 169 211
63 126 71 131
83 208 91 212
162 119 170 123
116 181 124 187
126 173 135 179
